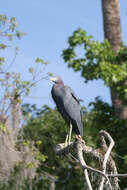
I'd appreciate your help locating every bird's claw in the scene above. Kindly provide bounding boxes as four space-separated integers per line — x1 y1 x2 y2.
75 135 82 140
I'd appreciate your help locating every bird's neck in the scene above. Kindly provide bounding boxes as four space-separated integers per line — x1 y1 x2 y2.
55 81 64 86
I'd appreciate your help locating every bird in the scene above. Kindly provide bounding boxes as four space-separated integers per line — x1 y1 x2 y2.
49 76 83 145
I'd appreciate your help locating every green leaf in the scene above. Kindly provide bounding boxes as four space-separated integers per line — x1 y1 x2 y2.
35 57 44 63
0 123 8 133
35 152 48 162
48 72 53 76
26 161 38 169
0 43 7 49
16 30 26 39
29 67 34 73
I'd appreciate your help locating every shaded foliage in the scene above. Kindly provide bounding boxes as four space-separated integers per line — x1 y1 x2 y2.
23 105 86 190
22 99 127 189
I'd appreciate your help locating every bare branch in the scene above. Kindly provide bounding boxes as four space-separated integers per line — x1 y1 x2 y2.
76 139 93 190
54 140 111 187
5 47 18 72
108 174 127 177
54 130 127 190
76 138 113 190
99 130 115 190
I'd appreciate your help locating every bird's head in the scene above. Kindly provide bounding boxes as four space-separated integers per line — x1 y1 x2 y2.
49 76 64 85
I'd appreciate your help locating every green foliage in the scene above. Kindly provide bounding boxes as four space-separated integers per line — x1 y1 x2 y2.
0 15 30 106
62 29 127 103
22 102 127 189
0 14 49 109
35 57 48 65
0 57 5 65
26 161 38 169
29 67 34 73
35 152 48 162
0 14 50 190
63 32 127 187
0 14 25 45
85 97 127 188
0 123 8 134
0 44 7 49
0 14 49 104
1 12 127 189
23 105 86 190
48 72 53 76
58 28 127 188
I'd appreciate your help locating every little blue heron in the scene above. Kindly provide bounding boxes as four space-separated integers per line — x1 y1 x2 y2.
49 76 83 145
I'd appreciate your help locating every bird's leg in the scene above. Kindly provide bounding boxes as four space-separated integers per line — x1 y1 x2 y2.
65 133 69 146
68 123 72 145
64 124 72 146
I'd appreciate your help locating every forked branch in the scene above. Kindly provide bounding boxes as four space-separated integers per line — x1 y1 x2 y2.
54 130 127 190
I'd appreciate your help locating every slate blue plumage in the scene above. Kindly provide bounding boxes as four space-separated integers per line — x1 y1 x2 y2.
50 76 83 137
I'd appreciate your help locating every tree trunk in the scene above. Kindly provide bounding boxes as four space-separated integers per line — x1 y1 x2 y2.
101 0 127 119
10 88 21 140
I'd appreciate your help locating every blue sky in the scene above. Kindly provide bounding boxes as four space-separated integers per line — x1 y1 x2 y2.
1 0 127 108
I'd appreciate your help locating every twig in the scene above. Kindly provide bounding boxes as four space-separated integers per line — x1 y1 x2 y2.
5 47 18 72
107 174 127 177
76 139 93 190
99 130 114 190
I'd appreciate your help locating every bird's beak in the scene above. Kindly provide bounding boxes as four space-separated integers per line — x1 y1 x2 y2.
49 76 57 83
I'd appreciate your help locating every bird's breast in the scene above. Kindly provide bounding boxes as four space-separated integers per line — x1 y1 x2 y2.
52 85 64 97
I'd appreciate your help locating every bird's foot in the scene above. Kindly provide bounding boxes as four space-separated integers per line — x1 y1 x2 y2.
75 135 82 140
64 142 68 147
64 141 71 147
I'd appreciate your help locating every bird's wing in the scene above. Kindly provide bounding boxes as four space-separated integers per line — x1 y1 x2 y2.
65 86 80 104
63 86 82 120
63 86 83 136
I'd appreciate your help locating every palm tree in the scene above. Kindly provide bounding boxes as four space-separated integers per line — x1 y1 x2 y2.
102 0 127 119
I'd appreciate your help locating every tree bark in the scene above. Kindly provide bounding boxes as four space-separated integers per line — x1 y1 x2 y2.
101 0 127 119
10 88 21 140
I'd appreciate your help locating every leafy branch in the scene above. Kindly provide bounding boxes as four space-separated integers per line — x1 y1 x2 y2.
62 29 127 104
